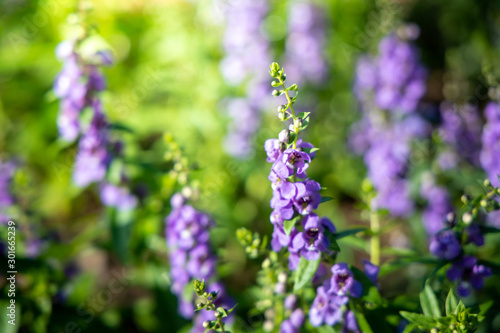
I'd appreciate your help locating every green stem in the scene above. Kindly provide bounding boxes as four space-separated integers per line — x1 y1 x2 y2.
370 210 380 266
277 77 298 149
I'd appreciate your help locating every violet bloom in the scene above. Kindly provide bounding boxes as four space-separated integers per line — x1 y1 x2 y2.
165 193 233 322
439 102 482 167
273 149 311 179
342 310 360 333
265 138 282 163
100 182 137 211
420 177 453 235
446 256 491 297
54 40 109 143
290 214 334 261
350 27 428 218
429 230 461 260
73 105 110 187
362 260 379 285
220 0 272 158
329 263 362 298
465 223 484 246
284 0 328 85
292 180 322 215
309 286 344 327
480 102 500 187
0 161 16 207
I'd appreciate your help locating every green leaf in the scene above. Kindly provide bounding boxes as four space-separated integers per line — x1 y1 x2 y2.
400 311 438 328
335 228 366 240
419 283 441 318
284 216 301 236
226 303 238 314
330 238 341 252
320 196 333 204
445 289 459 316
478 300 493 316
293 256 320 292
353 311 373 333
297 112 311 119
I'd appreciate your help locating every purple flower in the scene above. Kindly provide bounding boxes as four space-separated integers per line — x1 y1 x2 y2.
290 214 335 261
429 230 461 260
284 1 328 85
438 102 482 166
265 138 282 163
0 161 16 207
273 149 311 179
309 286 344 327
480 102 500 187
362 260 379 285
73 107 110 187
465 223 484 246
165 194 234 323
343 310 360 333
292 180 322 215
100 182 137 211
446 256 491 297
420 177 453 235
329 263 362 298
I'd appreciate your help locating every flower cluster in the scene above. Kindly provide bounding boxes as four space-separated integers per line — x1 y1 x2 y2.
54 36 137 211
54 40 110 143
420 174 453 235
309 263 361 331
284 0 328 85
350 27 429 217
265 63 335 270
429 220 490 297
438 102 482 169
480 102 500 187
280 294 306 333
0 160 16 223
220 0 271 158
165 193 233 330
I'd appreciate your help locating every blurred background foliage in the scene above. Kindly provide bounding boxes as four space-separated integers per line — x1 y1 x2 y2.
1 0 500 332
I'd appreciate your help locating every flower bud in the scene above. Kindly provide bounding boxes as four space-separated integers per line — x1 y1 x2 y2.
262 258 271 269
203 320 214 328
278 130 290 143
215 310 223 318
272 89 281 97
446 212 456 226
462 212 473 225
461 195 469 204
480 199 488 208
277 272 287 283
484 179 491 187
278 112 286 121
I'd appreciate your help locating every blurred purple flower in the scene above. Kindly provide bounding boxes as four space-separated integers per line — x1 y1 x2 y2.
446 256 491 297
429 230 461 260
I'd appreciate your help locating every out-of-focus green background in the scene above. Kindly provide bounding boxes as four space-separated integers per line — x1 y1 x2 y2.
1 0 500 332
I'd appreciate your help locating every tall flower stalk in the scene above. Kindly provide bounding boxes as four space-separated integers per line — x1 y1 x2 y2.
53 13 137 212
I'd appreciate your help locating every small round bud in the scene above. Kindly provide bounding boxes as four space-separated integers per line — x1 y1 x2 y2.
462 212 473 225
196 302 204 309
277 272 287 283
274 282 286 294
272 89 280 97
263 320 274 332
480 199 488 208
262 258 271 269
446 212 456 226
278 130 290 143
461 194 469 204
215 311 223 318
294 118 303 128
203 320 212 328
484 179 491 187
289 124 295 131
277 104 286 113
